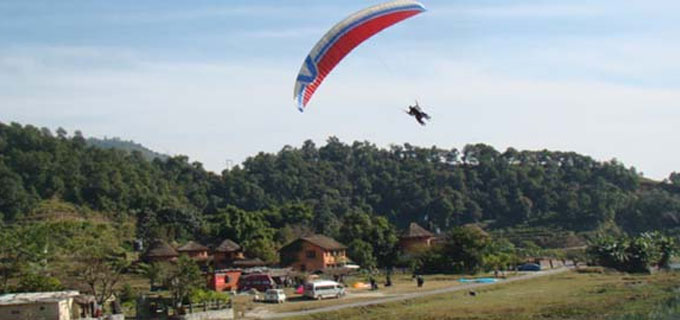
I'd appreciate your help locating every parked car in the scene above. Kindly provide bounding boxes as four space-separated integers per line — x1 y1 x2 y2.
338 263 360 270
304 280 345 300
263 289 287 303
238 273 276 292
517 263 541 271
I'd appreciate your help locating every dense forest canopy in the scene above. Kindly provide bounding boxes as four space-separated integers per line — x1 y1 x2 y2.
2 122 680 262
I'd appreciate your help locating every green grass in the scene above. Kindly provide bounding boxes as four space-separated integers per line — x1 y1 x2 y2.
606 291 680 320
284 271 680 320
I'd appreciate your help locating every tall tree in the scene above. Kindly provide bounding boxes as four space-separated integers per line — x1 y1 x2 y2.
165 255 204 307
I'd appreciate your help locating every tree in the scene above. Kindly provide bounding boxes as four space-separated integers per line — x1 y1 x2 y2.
587 234 627 270
68 221 130 306
442 225 492 273
0 225 51 293
213 206 275 246
587 232 676 273
655 233 677 270
0 229 23 293
411 246 449 274
16 273 63 292
669 172 680 186
484 238 518 272
276 202 314 226
347 239 377 270
338 212 398 268
165 255 204 308
76 251 128 305
243 238 278 263
0 166 35 221
139 262 168 290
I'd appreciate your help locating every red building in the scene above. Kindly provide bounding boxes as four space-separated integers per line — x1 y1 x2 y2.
208 269 242 292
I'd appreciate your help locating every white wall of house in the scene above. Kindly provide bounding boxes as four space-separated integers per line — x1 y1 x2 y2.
0 292 78 320
0 299 72 320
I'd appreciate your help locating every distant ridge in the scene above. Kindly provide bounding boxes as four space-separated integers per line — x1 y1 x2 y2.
87 136 169 162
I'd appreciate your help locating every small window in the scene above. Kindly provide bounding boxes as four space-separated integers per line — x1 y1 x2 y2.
306 250 316 258
40 306 46 311
11 310 20 314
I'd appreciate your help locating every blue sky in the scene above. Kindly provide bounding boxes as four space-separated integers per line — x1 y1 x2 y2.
1 0 679 179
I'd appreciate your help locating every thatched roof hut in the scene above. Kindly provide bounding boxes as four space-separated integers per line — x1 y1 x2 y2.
215 239 241 253
401 222 434 239
143 239 178 262
177 241 209 253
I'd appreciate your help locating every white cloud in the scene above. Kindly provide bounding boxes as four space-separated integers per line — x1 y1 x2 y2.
242 27 324 39
432 3 603 18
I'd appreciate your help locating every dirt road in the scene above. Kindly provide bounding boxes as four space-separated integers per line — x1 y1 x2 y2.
247 267 570 319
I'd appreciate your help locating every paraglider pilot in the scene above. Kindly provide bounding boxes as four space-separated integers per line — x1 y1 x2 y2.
406 101 431 125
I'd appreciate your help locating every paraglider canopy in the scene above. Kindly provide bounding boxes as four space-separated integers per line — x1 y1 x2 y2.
293 0 426 112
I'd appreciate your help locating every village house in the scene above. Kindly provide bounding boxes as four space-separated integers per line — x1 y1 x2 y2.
142 239 179 263
278 235 347 272
177 241 210 261
399 222 437 254
0 291 96 320
213 239 245 268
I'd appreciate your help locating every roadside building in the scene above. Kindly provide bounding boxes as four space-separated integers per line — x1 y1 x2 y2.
177 241 210 261
278 235 347 272
213 239 245 268
142 239 179 263
399 222 437 254
0 291 94 320
529 257 564 270
209 269 242 292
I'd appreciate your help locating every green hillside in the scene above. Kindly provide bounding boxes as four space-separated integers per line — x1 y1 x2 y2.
1 121 680 265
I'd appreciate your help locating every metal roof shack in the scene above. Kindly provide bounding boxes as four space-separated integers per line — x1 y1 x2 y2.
0 291 80 306
0 290 94 320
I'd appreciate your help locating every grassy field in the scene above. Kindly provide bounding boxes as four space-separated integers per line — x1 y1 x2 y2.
280 270 680 320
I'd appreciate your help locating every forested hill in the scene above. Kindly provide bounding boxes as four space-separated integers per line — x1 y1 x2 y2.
87 136 169 162
2 122 680 250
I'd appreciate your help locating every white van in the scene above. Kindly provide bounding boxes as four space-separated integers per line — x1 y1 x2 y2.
304 280 345 300
263 289 286 303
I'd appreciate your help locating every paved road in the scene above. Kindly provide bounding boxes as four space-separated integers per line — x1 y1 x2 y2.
248 267 571 319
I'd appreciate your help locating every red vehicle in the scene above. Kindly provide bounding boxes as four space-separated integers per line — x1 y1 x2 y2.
238 274 276 292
